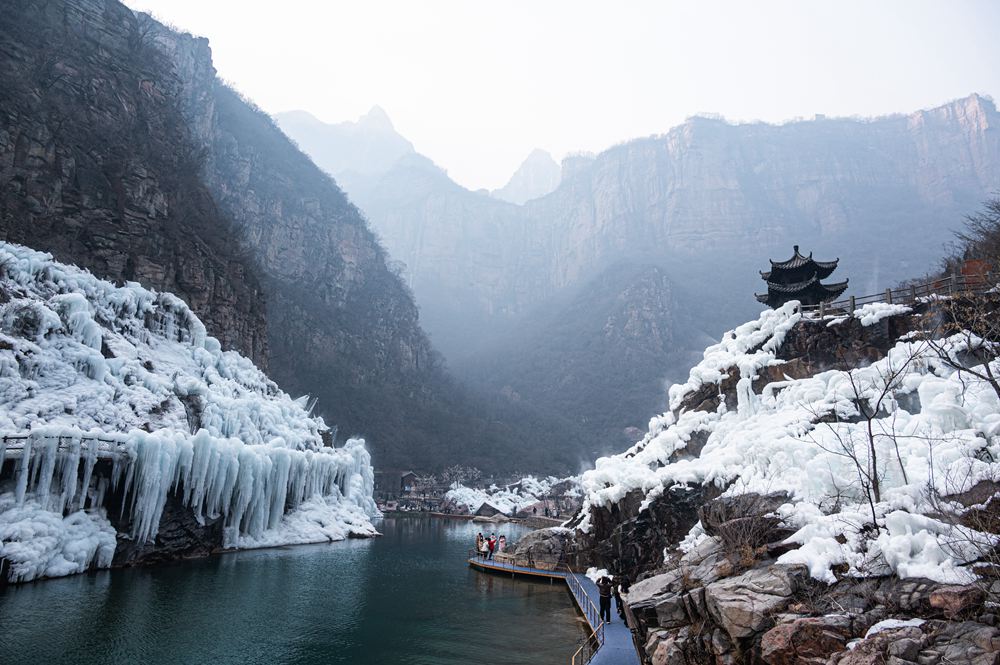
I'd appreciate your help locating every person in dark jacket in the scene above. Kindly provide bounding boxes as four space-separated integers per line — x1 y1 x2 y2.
596 575 613 623
613 575 629 619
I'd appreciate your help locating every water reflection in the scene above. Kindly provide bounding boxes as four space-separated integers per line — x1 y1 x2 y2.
0 517 587 665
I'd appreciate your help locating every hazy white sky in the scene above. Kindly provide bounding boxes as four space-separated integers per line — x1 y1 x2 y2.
124 0 1000 191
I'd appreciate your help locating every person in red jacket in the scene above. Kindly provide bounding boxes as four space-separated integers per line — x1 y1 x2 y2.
487 533 497 559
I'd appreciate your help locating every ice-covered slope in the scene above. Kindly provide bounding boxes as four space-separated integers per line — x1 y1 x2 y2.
578 301 1000 584
0 242 378 583
445 475 581 515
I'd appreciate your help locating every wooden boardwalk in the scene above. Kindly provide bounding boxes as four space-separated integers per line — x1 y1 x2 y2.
467 556 640 665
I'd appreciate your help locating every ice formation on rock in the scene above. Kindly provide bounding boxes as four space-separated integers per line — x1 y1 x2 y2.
0 242 379 582
445 474 580 515
578 300 1000 584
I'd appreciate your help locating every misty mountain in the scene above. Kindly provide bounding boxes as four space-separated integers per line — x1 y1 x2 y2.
0 0 583 473
491 149 561 205
286 94 1000 451
275 107 415 179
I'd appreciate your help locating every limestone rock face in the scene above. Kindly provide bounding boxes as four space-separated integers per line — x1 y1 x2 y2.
1 0 498 470
0 0 267 365
512 527 574 571
760 615 853 665
704 566 802 641
345 94 1000 361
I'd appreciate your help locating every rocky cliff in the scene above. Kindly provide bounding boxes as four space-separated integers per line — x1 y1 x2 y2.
555 296 1000 664
0 0 268 365
0 0 562 471
310 94 1000 459
350 95 1000 348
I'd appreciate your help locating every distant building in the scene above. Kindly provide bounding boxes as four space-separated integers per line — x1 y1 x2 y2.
400 471 418 495
756 245 848 308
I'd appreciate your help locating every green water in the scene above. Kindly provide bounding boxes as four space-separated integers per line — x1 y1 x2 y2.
0 517 587 664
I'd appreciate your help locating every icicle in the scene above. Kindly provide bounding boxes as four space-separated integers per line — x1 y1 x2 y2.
14 436 32 506
78 437 97 511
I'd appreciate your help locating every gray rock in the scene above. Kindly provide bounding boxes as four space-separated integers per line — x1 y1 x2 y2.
511 527 573 571
705 566 801 641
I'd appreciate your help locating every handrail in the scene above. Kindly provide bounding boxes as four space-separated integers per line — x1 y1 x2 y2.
467 552 609 665
467 548 537 570
797 271 998 315
559 564 605 665
0 433 130 460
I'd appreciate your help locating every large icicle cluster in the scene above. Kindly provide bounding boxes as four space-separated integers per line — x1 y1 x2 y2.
578 301 1000 584
0 242 378 582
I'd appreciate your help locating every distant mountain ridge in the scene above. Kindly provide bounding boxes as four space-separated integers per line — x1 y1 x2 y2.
282 93 1000 453
275 107 415 179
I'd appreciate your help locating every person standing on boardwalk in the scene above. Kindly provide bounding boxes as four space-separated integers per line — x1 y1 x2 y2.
596 575 614 623
487 533 497 560
613 576 626 619
476 532 484 557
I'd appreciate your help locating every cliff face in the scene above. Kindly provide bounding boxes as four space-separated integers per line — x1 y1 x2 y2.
464 264 703 455
0 0 553 471
349 95 1000 354
0 0 267 365
327 96 1000 459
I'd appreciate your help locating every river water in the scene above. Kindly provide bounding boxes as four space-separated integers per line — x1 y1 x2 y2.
0 516 587 664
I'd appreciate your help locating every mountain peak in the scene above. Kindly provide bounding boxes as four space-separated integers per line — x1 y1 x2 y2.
275 105 414 179
360 105 394 129
492 148 561 205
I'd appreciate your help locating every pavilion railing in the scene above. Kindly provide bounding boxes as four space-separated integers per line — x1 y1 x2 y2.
798 271 998 317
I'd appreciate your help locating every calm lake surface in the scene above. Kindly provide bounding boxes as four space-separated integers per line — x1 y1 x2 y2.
0 516 588 665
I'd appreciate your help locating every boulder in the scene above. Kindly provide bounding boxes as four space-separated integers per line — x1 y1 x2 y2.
829 625 924 665
760 614 853 665
512 527 573 571
705 565 803 641
833 620 1000 665
929 584 987 618
917 621 1000 664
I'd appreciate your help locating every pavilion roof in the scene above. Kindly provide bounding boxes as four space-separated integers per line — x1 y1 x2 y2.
769 245 840 272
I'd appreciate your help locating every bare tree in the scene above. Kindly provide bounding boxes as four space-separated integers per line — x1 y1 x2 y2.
441 464 482 486
802 343 925 526
921 293 1000 402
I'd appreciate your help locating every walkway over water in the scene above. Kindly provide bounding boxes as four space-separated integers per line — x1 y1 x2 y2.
467 555 640 665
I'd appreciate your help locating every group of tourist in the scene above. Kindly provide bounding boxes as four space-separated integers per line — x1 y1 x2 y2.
475 532 506 559
595 574 630 623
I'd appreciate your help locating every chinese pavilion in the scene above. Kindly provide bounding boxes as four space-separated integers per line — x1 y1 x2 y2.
756 245 848 308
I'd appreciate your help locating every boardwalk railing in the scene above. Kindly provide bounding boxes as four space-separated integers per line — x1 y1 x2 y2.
467 552 610 665
0 432 130 461
467 549 545 572
799 271 998 316
560 564 605 665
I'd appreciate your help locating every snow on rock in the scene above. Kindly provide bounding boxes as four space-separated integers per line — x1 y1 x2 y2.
445 474 578 515
853 302 912 326
0 242 379 582
864 618 925 638
577 300 1000 585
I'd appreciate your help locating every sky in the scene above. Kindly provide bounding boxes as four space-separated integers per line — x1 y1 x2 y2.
123 0 1000 191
